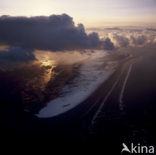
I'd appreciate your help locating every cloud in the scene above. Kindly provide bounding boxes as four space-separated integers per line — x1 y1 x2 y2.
0 14 114 51
104 27 122 31
0 46 35 66
111 34 129 47
101 38 115 50
147 28 156 32
130 35 147 45
109 32 151 48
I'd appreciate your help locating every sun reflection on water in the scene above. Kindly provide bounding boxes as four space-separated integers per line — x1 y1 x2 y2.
41 59 57 85
35 51 58 87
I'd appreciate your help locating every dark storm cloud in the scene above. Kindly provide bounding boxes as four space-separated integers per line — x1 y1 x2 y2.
101 38 115 50
0 14 114 51
0 46 35 63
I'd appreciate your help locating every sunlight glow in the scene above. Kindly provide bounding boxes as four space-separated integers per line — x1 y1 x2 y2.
0 0 156 27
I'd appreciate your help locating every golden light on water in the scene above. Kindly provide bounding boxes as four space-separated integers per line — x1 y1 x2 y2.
41 59 55 67
43 61 57 85
35 50 57 67
34 51 57 87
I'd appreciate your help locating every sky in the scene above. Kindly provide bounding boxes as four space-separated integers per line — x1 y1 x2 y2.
0 0 156 27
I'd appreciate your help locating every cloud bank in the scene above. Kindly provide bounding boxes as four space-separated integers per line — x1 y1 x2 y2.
0 13 155 65
0 14 114 51
109 32 152 48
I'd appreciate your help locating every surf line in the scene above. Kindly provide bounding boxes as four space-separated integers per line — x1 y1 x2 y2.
91 68 124 126
119 63 133 110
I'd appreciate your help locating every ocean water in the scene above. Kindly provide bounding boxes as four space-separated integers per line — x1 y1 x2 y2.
37 51 118 118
